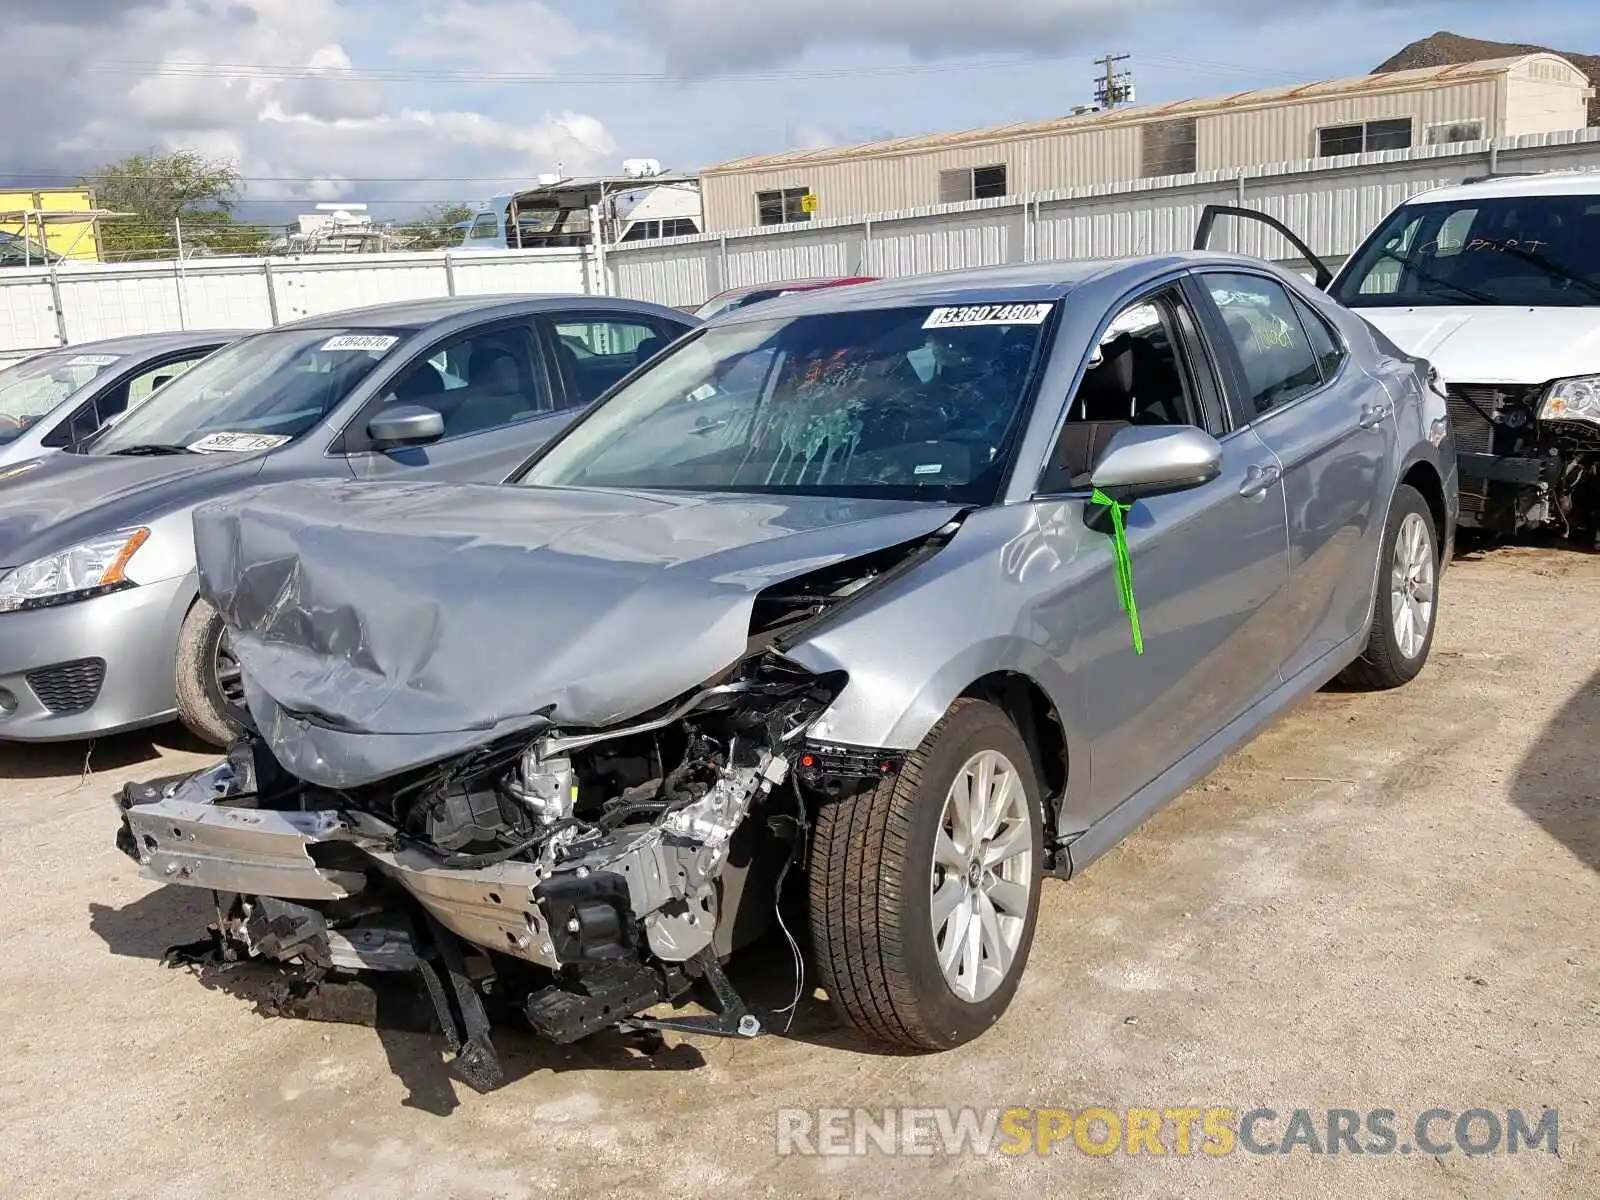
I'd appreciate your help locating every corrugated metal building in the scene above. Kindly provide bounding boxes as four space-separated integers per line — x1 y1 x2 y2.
700 54 1594 232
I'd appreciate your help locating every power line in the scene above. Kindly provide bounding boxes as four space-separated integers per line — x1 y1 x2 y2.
46 47 1312 88
68 53 1084 86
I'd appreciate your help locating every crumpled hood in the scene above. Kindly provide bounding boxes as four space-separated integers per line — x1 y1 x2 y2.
1356 306 1600 386
194 477 963 788
0 450 256 567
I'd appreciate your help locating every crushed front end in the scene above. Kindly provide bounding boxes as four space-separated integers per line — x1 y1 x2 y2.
115 652 844 1091
1447 381 1600 540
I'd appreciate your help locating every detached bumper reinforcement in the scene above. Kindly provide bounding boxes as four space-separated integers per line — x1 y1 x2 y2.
1456 451 1550 487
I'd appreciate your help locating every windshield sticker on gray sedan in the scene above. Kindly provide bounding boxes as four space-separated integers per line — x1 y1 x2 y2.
189 431 293 454
66 354 122 367
922 303 1053 329
321 334 398 353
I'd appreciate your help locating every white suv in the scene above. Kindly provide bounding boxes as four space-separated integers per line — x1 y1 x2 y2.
1329 171 1600 541
1203 170 1600 543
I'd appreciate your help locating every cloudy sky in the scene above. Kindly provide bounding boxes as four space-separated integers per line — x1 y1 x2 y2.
4 0 1598 225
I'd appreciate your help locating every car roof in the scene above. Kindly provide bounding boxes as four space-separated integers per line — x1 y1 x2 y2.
41 329 249 356
1402 169 1600 206
706 253 1250 323
275 293 689 332
711 276 874 300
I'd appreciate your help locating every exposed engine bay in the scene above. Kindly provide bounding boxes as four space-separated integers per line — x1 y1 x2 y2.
1447 383 1600 541
115 653 873 1089
113 512 943 1089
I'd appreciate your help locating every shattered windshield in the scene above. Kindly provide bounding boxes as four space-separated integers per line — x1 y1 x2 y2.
89 328 401 455
1333 193 1600 308
520 303 1054 503
0 348 121 443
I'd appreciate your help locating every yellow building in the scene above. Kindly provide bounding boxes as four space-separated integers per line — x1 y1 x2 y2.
0 189 103 262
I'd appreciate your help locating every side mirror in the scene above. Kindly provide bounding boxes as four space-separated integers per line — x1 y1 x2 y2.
367 404 444 448
149 375 173 391
1089 425 1222 500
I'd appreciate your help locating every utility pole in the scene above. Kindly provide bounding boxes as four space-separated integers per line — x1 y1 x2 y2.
1093 53 1135 110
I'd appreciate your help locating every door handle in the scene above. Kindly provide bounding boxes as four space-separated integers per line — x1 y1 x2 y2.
1358 402 1391 429
1238 463 1281 498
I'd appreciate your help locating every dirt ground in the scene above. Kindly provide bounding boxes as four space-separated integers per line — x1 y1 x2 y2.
0 546 1595 1200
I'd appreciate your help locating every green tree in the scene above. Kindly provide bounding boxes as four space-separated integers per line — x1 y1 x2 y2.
397 202 475 250
83 149 264 260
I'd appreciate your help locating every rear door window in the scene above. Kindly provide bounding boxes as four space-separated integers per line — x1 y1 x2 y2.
1199 273 1325 417
545 314 681 406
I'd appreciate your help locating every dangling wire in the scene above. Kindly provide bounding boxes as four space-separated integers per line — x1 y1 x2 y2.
769 775 810 1033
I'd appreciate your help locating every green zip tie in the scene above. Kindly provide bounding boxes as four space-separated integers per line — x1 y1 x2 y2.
1090 488 1144 655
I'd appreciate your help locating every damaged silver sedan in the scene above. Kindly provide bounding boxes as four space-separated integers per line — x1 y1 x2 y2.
115 254 1457 1089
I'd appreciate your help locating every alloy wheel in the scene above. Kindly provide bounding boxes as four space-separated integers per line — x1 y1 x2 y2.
930 748 1035 1003
1390 510 1436 660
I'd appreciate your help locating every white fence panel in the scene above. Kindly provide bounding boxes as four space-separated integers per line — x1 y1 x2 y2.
178 265 277 329
1036 183 1237 261
869 208 1021 277
270 257 448 322
0 275 58 361
724 230 864 288
447 250 593 297
608 241 720 309
57 270 186 340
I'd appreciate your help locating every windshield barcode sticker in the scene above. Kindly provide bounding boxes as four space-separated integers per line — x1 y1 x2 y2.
189 432 292 454
66 354 122 367
923 303 1053 329
321 334 398 353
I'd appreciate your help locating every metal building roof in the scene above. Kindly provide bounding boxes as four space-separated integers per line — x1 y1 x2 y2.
703 54 1580 175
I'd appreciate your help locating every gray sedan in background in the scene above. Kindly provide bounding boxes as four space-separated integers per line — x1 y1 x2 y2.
0 331 245 467
116 251 1457 1082
0 294 695 745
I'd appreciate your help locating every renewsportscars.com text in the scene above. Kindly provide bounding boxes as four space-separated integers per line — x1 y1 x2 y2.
775 1106 1561 1158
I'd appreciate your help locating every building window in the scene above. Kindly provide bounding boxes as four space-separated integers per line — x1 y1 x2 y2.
757 187 812 226
937 164 1008 204
1317 118 1413 158
1140 118 1198 178
661 217 699 237
1425 119 1486 146
620 220 659 242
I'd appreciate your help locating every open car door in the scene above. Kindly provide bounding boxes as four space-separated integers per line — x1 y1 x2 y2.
1193 204 1334 290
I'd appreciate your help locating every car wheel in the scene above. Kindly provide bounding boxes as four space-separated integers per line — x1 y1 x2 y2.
1338 483 1439 690
175 598 246 747
808 698 1044 1050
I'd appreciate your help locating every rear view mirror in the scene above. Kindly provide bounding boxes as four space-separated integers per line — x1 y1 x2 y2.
1089 425 1222 500
368 404 444 448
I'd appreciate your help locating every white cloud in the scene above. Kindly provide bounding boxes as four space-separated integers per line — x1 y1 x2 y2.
390 0 625 73
622 0 1488 76
2 0 617 216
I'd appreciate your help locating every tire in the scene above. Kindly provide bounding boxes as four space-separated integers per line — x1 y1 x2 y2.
174 599 245 747
808 698 1044 1051
1338 483 1439 690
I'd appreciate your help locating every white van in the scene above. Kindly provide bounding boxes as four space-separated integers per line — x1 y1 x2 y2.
1203 171 1600 543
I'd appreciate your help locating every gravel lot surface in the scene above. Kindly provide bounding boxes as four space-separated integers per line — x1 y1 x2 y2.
1 546 1594 1199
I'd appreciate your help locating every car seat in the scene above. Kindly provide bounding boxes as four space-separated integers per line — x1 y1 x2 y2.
632 336 666 368
447 346 528 434
393 361 446 404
